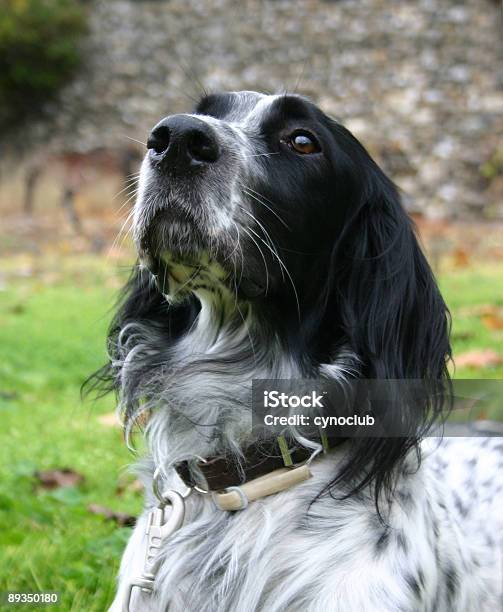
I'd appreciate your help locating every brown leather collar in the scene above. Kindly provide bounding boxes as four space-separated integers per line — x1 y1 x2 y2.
175 436 339 492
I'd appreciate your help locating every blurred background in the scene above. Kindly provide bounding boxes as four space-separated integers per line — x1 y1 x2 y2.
0 0 502 609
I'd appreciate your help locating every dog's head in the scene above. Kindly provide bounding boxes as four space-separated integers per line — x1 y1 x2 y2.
92 92 452 504
132 90 450 374
134 92 362 304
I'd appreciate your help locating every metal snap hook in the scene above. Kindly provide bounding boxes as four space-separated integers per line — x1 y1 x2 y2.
153 466 193 501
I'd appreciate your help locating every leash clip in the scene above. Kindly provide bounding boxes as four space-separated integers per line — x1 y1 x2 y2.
123 488 185 612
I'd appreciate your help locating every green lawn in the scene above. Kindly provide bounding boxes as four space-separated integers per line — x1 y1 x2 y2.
0 256 141 611
440 265 503 379
0 255 502 610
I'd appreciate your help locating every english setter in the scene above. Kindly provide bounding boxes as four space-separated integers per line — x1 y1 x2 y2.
90 91 503 611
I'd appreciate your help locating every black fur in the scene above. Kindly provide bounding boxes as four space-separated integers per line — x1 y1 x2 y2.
86 92 452 509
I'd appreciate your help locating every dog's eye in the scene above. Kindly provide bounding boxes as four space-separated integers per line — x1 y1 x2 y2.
284 131 321 155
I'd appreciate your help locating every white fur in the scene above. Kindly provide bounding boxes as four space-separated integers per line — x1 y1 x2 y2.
108 296 503 611
110 434 503 611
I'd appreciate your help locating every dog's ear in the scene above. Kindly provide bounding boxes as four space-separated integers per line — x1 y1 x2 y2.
319 125 452 506
322 126 451 382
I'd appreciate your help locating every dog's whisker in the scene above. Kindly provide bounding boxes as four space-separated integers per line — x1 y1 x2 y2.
115 190 139 215
107 207 136 258
228 221 244 311
113 186 138 206
237 207 281 257
122 134 147 147
114 198 138 231
237 206 285 282
114 176 140 197
125 170 142 179
242 152 280 158
241 185 291 230
241 226 270 296
245 224 301 320
114 209 134 249
171 265 203 299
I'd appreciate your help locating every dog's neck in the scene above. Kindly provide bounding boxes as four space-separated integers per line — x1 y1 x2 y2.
140 288 299 474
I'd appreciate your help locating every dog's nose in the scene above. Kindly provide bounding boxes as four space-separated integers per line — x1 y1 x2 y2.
147 115 220 170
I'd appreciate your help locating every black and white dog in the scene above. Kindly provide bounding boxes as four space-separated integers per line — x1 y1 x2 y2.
94 92 503 611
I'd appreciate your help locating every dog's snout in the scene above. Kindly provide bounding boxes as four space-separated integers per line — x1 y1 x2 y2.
147 115 220 170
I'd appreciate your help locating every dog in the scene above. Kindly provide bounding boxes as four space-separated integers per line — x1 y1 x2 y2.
91 91 503 611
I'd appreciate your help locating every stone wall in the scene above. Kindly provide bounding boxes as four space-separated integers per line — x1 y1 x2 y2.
40 0 503 217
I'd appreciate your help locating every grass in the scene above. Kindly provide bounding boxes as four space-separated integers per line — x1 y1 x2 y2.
440 265 503 377
0 256 141 611
0 254 502 610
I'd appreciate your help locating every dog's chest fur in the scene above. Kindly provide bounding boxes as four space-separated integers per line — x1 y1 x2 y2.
118 295 301 467
111 301 503 612
113 438 503 612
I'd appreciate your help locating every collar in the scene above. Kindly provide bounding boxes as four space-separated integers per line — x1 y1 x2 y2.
174 435 339 510
123 435 337 608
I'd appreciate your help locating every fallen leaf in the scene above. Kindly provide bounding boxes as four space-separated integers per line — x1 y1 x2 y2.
452 247 470 268
88 504 136 527
35 468 85 490
455 349 503 369
0 390 18 401
8 304 25 314
481 313 503 330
